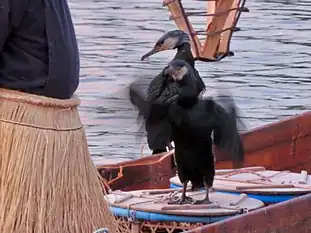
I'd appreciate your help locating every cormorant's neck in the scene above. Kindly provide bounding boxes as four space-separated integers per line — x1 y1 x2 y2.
174 43 195 68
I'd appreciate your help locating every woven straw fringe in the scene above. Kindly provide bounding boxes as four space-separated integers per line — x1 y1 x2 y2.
0 88 126 233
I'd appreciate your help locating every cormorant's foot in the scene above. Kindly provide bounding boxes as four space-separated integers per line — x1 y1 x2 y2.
209 187 215 193
193 199 211 205
193 200 220 208
181 196 195 205
167 196 194 205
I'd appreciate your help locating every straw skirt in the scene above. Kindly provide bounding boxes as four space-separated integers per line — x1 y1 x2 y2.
0 88 124 233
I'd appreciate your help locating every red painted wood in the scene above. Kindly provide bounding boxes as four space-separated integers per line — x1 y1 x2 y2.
98 111 311 190
98 152 176 191
216 111 311 171
186 193 311 233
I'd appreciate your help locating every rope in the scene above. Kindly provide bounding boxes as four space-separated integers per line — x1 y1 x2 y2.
215 169 293 187
102 178 113 193
170 7 243 19
193 27 236 36
99 151 175 186
107 166 124 185
153 190 181 203
109 190 182 207
0 118 83 131
220 169 290 183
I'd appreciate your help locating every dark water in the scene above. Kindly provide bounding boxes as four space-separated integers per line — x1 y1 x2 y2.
68 0 311 164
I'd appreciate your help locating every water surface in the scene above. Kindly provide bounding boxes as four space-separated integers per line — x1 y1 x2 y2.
68 0 311 163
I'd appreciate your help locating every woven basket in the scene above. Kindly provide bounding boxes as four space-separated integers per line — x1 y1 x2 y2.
0 88 127 233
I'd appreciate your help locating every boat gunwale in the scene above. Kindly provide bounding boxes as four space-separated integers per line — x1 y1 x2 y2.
185 191 311 233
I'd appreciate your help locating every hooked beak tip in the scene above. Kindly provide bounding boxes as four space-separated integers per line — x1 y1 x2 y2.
140 47 160 61
141 54 149 61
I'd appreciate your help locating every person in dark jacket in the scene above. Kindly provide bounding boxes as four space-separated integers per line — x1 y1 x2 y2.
0 1 122 233
0 0 80 99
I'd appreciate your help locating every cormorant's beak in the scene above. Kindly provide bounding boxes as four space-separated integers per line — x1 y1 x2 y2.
141 47 158 61
141 45 165 61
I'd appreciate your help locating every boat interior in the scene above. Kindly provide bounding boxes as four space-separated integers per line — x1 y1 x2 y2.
97 111 311 233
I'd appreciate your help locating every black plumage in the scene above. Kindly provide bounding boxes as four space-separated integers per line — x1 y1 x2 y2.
140 30 206 154
129 59 244 205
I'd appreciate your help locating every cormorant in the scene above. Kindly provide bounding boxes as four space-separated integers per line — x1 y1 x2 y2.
141 30 205 91
129 59 244 205
141 30 196 69
141 30 206 155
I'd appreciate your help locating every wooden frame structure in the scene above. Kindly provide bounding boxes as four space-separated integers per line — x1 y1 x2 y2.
162 0 249 61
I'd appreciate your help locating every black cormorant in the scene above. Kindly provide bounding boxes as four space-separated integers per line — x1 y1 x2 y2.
141 30 206 155
141 30 196 68
129 59 244 205
141 30 205 89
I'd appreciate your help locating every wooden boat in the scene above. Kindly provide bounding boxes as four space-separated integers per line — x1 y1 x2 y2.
97 110 311 233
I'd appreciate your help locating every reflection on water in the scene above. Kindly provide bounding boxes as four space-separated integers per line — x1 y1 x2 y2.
68 0 311 162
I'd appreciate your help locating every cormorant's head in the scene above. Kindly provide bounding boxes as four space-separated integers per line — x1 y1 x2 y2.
165 59 189 81
141 30 190 61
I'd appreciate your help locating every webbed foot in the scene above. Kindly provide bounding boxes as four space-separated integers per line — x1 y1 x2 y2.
168 196 195 205
193 199 212 205
193 199 219 208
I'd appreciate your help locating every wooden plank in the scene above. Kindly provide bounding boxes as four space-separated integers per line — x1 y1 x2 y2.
163 0 201 58
217 0 240 54
235 184 295 190
161 203 221 211
201 0 235 58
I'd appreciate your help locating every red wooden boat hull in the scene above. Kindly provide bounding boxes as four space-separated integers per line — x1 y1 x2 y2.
96 110 311 233
187 193 311 233
98 151 176 191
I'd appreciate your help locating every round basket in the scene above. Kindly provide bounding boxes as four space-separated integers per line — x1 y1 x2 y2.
105 188 264 232
0 88 123 233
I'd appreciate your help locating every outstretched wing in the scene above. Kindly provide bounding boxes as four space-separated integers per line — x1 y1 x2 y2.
128 81 150 120
203 96 245 162
193 68 206 93
128 81 173 144
129 81 176 123
146 68 168 101
214 93 247 132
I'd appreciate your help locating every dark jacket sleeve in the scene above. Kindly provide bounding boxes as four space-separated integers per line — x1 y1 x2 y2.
0 0 10 51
